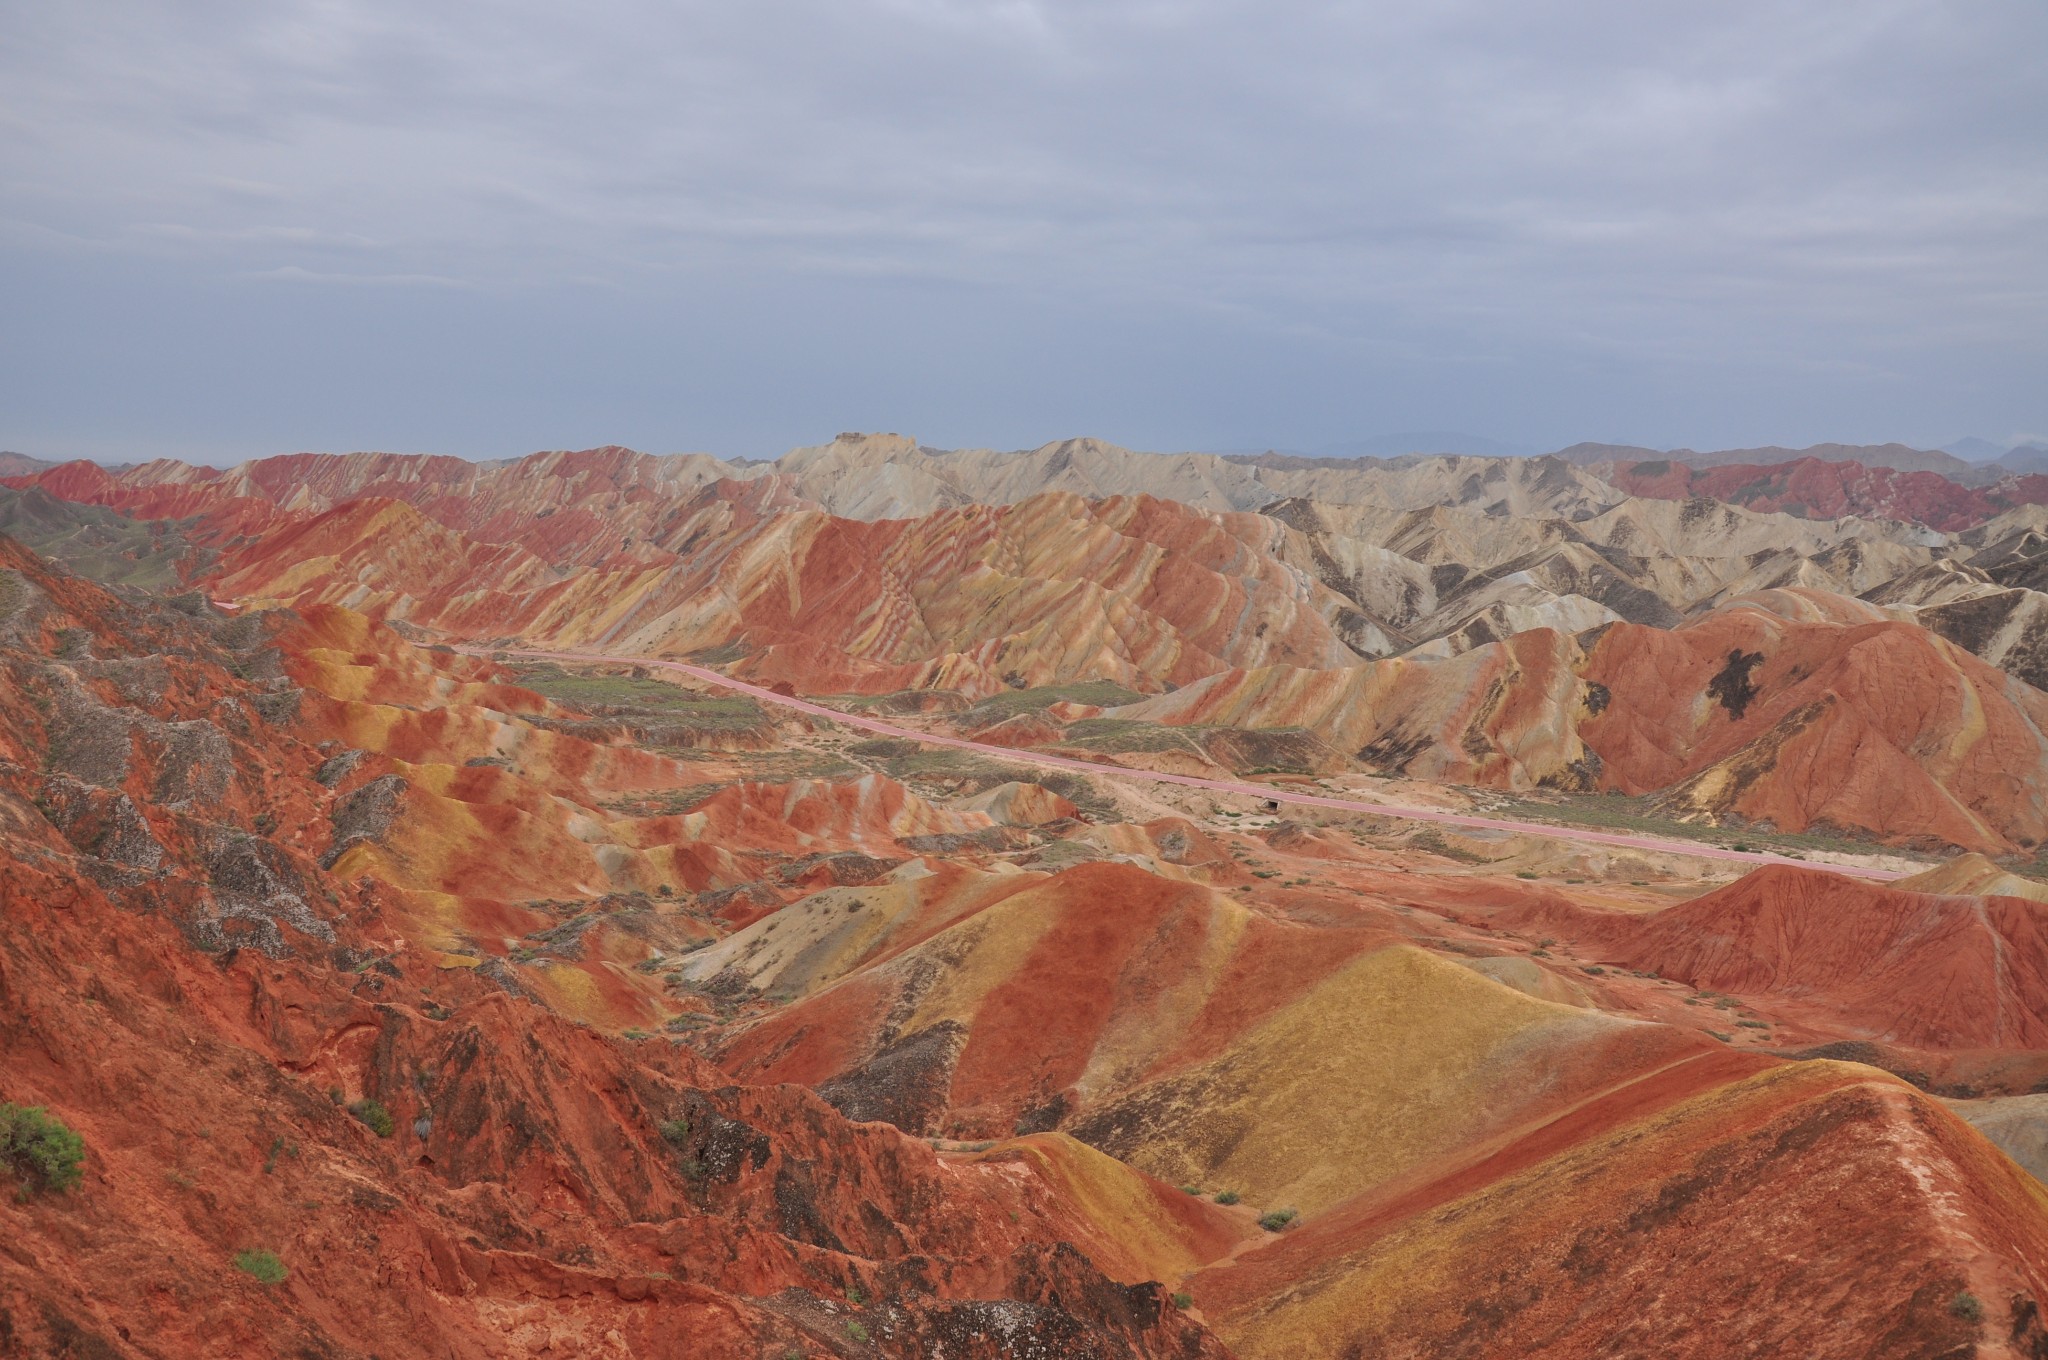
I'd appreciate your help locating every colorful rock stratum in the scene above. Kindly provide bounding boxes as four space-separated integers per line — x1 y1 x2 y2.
6 435 2048 1359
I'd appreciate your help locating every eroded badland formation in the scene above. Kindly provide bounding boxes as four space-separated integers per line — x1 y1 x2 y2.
6 433 2048 1358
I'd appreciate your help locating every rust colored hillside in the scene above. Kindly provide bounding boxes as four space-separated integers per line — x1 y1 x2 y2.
1606 454 2048 531
10 439 2048 1359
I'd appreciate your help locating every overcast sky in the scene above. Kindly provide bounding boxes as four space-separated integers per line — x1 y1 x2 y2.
2 1 2043 463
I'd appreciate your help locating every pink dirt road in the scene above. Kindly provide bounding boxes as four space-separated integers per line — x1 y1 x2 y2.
482 646 1910 883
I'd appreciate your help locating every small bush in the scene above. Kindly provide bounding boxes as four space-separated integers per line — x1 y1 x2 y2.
347 1099 395 1138
1258 1207 1299 1232
0 1104 85 1194
1950 1291 1983 1324
1516 871 1538 880
1179 1184 1201 1195
1170 1291 1194 1309
1581 965 1606 976
234 1249 288 1284
846 1284 866 1306
845 1320 869 1343
1214 1190 1240 1205
659 1118 692 1147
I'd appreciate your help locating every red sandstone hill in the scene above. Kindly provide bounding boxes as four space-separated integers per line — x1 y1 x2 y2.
1604 454 2048 530
1580 591 2048 852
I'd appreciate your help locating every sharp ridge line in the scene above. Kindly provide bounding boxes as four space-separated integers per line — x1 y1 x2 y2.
476 645 1908 882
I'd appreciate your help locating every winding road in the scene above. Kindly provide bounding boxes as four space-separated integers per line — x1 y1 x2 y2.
483 646 1912 883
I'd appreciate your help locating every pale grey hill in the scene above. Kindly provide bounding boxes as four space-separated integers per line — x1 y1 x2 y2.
0 452 55 477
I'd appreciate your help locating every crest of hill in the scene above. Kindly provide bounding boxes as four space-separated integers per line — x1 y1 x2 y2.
1192 1058 2048 1360
1553 440 1985 480
1600 454 2048 530
0 451 54 477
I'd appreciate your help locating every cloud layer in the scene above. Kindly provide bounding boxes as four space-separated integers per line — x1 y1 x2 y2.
2 1 2043 460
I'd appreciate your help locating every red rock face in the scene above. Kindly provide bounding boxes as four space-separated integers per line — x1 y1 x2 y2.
1583 596 2048 851
1492 863 2048 1050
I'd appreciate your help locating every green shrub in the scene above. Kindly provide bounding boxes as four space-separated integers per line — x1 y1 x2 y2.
1950 1291 1983 1324
347 1099 395 1138
845 1320 869 1343
1516 871 1538 880
1179 1184 1201 1195
846 1284 866 1306
1170 1291 1194 1309
234 1249 288 1284
1214 1190 1240 1205
1258 1207 1299 1232
0 1104 84 1194
659 1118 692 1147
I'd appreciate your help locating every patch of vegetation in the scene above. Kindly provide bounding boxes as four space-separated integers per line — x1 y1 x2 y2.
234 1249 288 1285
0 1103 85 1195
1516 871 1538 880
1170 1292 1194 1310
347 1099 396 1138
845 1284 866 1306
1736 1020 1772 1030
845 1320 869 1343
1258 1207 1300 1232
1179 1184 1201 1195
960 680 1145 725
1482 789 1938 865
1214 1190 1240 1206
1950 1291 1984 1324
511 663 765 729
1059 717 1212 755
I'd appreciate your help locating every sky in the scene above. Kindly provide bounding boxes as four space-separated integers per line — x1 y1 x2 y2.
2 1 2044 464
